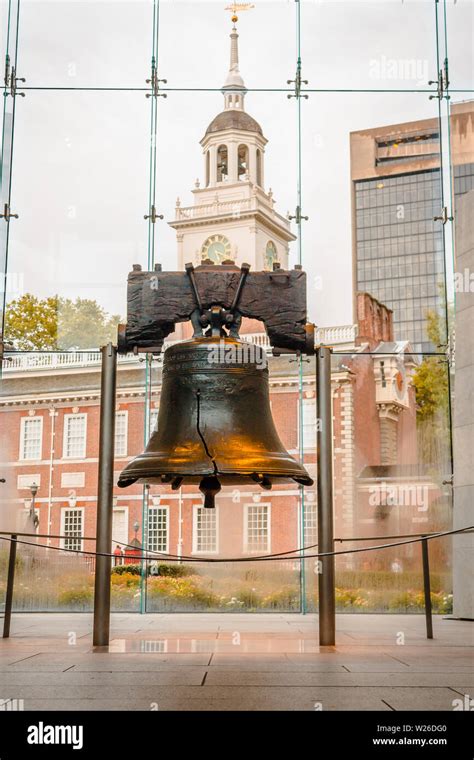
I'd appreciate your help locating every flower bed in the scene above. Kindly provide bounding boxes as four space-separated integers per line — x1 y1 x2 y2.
0 550 453 614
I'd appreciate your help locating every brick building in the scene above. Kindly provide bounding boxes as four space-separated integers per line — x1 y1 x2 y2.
0 294 444 571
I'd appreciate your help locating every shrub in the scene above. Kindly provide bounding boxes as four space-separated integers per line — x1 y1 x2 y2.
112 563 194 577
262 586 300 610
146 576 218 607
58 588 93 607
112 564 141 575
151 564 194 578
389 589 453 614
111 572 140 588
335 588 369 609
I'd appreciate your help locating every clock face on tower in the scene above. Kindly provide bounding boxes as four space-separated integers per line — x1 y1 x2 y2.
201 234 232 264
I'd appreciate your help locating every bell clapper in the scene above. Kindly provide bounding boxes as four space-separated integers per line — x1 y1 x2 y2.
199 475 221 509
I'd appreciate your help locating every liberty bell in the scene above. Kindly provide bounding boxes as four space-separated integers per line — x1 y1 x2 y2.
117 260 314 508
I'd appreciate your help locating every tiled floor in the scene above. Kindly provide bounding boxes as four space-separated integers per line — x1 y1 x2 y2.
0 613 472 710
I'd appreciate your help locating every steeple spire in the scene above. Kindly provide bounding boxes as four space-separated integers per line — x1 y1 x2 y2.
222 9 250 110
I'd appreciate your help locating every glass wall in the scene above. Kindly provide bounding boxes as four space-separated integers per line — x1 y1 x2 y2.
1 0 467 614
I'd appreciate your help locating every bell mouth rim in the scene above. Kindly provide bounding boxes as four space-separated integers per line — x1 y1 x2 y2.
117 472 314 488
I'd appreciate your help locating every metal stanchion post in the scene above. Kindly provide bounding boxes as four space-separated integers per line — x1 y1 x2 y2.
421 537 433 639
3 534 17 638
316 346 336 646
93 343 117 647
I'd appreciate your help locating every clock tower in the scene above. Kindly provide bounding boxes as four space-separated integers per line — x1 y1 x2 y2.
169 18 296 271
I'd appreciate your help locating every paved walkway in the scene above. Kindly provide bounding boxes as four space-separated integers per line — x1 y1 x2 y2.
0 613 472 710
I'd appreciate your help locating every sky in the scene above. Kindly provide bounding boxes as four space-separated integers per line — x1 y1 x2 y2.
2 0 473 335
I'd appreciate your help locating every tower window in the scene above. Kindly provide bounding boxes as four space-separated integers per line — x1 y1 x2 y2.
238 144 249 181
205 150 210 187
217 145 228 182
264 240 278 271
256 149 262 186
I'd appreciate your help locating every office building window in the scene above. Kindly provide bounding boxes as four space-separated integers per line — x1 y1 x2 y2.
63 414 87 459
114 411 128 457
244 504 270 553
20 417 43 461
193 506 218 553
148 506 168 553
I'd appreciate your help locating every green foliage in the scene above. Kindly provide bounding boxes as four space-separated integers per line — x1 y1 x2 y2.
262 586 300 610
152 563 194 578
389 590 453 614
335 588 369 608
335 570 448 593
112 564 141 576
412 310 449 422
111 563 194 577
4 293 122 350
0 550 23 573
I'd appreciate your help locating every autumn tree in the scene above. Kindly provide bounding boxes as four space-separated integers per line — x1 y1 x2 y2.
4 294 122 351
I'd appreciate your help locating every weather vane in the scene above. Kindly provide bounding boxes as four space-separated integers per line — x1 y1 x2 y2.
225 3 255 23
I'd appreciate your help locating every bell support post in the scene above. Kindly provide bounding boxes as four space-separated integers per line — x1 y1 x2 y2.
316 345 336 646
93 343 117 648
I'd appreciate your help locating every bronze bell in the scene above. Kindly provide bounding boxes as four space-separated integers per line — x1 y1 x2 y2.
118 333 313 507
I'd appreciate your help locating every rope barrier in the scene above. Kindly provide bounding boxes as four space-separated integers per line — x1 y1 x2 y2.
0 525 471 564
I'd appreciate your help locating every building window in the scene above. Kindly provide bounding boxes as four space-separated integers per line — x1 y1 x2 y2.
205 150 210 187
114 411 128 457
61 508 83 551
148 506 168 553
244 504 270 553
63 414 87 459
238 143 248 180
303 497 318 548
193 506 218 553
264 240 278 271
19 416 43 461
217 144 228 182
301 398 316 449
149 408 159 436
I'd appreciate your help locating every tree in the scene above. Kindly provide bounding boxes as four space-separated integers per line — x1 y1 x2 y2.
412 309 451 470
4 294 122 351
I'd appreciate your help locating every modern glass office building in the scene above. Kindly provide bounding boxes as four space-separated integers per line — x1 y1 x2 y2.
352 103 474 353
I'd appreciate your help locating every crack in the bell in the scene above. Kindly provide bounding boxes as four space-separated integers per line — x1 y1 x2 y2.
195 389 219 475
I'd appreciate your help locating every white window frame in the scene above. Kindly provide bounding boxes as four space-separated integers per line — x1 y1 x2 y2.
302 498 318 549
19 416 43 461
114 411 128 458
149 408 159 437
112 506 129 549
298 397 317 450
147 505 169 554
62 413 87 459
192 504 219 554
244 502 271 554
60 506 84 551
